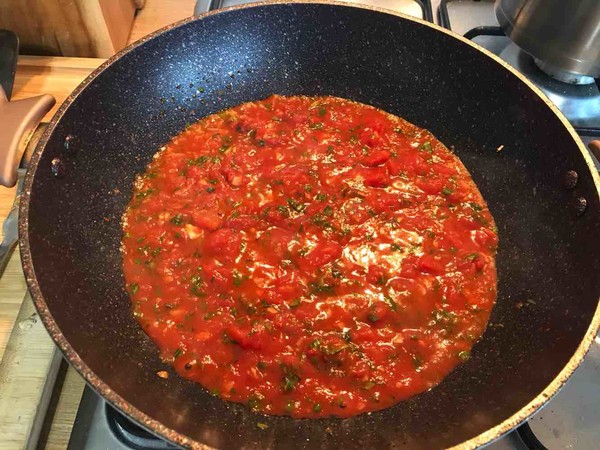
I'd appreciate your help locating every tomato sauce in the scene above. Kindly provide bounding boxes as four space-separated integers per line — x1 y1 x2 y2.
122 95 498 418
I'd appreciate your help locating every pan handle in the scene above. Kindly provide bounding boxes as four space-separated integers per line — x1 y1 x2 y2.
588 141 600 166
0 86 55 187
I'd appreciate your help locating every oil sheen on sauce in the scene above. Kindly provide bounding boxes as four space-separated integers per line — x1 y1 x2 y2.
122 95 498 418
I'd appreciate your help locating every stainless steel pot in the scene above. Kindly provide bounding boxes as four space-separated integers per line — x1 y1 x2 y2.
495 0 600 82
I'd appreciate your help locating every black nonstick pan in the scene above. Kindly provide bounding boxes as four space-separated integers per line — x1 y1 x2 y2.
11 2 600 449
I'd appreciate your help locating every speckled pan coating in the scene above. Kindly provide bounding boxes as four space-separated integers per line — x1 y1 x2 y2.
18 1 600 449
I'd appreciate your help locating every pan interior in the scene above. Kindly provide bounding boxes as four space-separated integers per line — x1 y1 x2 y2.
24 3 600 449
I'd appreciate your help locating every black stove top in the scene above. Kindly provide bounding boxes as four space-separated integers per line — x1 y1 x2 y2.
67 2 599 449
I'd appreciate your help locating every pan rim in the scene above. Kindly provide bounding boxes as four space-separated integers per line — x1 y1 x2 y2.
18 1 600 449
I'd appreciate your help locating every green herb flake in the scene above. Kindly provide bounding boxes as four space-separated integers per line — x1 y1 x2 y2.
170 214 184 225
206 186 216 193
313 403 322 413
367 311 380 323
309 280 335 295
362 380 376 390
287 198 306 213
318 107 327 117
173 348 182 358
384 295 398 312
191 285 206 297
135 188 156 199
129 283 139 295
315 193 327 201
412 355 423 369
421 142 433 153
458 350 471 361
464 253 479 261
257 422 269 430
277 205 290 217
248 395 263 411
342 329 351 342
232 270 245 286
289 298 302 309
441 187 454 196
282 372 301 393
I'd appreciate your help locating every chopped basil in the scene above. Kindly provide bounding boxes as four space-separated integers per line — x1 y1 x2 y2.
315 193 327 201
331 265 343 279
135 188 155 199
313 403 322 413
384 295 398 312
170 214 184 225
458 350 471 361
173 348 182 358
362 380 376 390
206 186 216 193
441 187 453 196
318 107 327 116
247 393 265 411
342 329 351 342
129 283 139 295
277 205 290 217
287 198 306 213
309 280 335 295
282 372 301 393
232 270 245 286
191 285 206 297
421 142 433 153
412 355 423 369
367 311 380 323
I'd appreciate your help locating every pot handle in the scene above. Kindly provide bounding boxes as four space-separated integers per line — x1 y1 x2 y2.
0 86 55 187
588 141 600 166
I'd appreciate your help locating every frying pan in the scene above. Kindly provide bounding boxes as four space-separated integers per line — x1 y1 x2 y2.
9 1 600 448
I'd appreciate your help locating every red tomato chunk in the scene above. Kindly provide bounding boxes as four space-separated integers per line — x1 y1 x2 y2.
122 95 498 418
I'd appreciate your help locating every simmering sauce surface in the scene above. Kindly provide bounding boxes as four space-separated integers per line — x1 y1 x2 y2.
122 95 498 418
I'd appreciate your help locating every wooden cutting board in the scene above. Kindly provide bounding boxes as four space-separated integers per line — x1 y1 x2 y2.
0 56 104 450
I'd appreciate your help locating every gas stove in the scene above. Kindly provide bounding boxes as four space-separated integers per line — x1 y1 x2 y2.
67 1 599 449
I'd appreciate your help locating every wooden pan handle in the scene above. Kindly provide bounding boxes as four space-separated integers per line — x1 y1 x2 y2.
588 140 600 164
